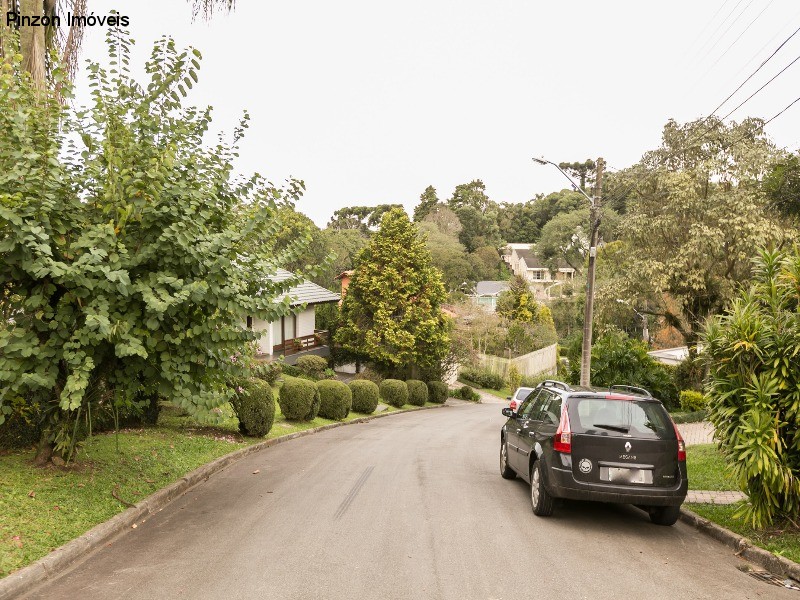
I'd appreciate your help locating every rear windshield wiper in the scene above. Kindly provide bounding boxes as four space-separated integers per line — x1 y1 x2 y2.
593 423 630 433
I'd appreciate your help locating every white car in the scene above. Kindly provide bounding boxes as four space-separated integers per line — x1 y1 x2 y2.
507 387 534 411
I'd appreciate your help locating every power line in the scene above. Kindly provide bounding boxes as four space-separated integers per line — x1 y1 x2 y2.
696 0 753 64
685 0 733 56
695 0 747 58
720 53 800 120
700 0 776 78
732 8 800 78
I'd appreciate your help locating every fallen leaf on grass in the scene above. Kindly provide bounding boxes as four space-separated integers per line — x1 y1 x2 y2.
77 483 85 488
131 524 137 529
145 479 155 484
52 505 60 511
27 491 35 498
252 469 260 474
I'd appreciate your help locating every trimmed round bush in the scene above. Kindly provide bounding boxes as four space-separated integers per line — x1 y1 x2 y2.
679 390 706 412
279 375 320 420
231 378 276 437
406 379 428 406
458 384 480 402
317 380 353 420
427 381 448 404
350 380 380 414
380 378 408 408
296 355 328 379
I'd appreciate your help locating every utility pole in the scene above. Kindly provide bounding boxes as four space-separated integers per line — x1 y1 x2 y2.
580 157 603 387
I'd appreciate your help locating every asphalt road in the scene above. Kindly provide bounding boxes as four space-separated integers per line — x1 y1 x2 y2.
22 400 792 600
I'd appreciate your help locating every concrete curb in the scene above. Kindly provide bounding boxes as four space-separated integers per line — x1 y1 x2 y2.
0 403 448 600
680 507 800 581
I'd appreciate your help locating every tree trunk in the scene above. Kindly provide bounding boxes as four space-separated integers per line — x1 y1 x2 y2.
34 429 53 466
19 0 47 90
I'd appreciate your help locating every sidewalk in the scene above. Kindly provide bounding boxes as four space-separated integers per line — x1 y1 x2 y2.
676 421 747 504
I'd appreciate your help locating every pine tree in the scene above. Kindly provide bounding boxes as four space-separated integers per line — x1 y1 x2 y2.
413 185 440 222
335 208 450 377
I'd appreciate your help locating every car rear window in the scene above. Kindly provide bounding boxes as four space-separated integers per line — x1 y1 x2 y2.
568 397 673 439
514 388 533 401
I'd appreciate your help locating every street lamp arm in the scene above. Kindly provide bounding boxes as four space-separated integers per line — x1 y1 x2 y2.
532 157 594 206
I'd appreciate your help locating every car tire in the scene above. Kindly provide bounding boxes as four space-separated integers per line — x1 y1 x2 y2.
648 505 681 526
530 461 554 516
500 440 516 480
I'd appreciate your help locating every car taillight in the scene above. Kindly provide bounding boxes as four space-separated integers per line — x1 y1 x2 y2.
553 407 571 453
672 421 686 462
510 400 518 411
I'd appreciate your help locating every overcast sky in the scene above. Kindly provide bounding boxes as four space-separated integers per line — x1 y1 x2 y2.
74 1 800 226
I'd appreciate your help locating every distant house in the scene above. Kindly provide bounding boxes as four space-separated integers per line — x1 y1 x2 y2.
248 269 340 360
504 243 575 299
471 280 510 311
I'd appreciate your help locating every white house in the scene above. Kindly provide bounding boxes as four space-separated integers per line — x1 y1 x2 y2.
248 269 340 359
503 243 575 299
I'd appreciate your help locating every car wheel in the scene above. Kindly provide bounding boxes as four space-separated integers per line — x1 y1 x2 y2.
648 505 681 526
500 440 516 479
530 461 554 516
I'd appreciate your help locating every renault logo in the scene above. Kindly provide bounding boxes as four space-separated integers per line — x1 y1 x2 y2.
624 442 632 452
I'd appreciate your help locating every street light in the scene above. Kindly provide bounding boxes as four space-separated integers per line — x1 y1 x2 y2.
532 156 604 387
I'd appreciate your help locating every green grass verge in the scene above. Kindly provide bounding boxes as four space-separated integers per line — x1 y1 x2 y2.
686 444 736 491
0 391 441 578
686 503 800 564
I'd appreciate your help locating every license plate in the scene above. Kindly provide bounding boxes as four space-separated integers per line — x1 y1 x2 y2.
601 467 652 484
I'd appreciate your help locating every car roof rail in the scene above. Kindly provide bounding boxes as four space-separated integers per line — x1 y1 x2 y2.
609 384 652 398
540 380 572 392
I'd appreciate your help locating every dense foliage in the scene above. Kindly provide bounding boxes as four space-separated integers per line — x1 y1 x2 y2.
426 381 448 404
704 247 800 528
0 33 306 460
295 355 329 380
230 378 275 437
379 379 408 408
278 376 320 421
336 209 450 378
405 380 428 406
349 380 380 414
316 379 352 421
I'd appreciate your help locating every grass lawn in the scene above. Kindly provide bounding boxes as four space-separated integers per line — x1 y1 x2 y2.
685 444 736 491
0 392 441 578
457 380 511 401
686 503 800 565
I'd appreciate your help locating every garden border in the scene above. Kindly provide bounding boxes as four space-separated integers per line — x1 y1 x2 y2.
0 403 446 600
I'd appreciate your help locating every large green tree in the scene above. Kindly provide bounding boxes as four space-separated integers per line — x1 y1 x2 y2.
617 118 789 351
335 209 449 378
412 185 440 222
0 33 304 461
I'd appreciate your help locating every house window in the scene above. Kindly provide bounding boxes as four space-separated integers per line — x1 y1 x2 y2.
530 270 545 280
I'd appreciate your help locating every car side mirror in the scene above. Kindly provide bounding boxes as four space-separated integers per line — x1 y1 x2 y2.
502 408 515 418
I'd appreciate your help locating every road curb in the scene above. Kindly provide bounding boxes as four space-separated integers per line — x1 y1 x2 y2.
0 403 448 600
679 507 800 581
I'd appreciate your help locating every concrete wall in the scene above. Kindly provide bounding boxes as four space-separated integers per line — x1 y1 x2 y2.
477 343 558 378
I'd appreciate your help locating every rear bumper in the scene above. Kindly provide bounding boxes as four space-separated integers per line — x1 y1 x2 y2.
546 465 688 507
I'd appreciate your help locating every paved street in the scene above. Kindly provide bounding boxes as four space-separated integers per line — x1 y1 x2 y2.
22 402 790 600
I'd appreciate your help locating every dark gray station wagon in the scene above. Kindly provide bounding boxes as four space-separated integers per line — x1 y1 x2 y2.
500 380 688 525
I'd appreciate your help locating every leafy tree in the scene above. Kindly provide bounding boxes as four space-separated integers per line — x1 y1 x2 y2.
0 33 305 461
558 159 596 191
328 204 404 232
335 209 449 378
413 185 440 222
497 276 541 323
618 118 790 351
447 180 502 252
567 329 676 406
703 247 800 528
422 204 462 237
536 207 619 274
417 222 473 293
497 198 543 244
763 152 800 222
469 246 502 281
448 179 492 212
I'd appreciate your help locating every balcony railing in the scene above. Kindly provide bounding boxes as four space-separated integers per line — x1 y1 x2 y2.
273 330 329 356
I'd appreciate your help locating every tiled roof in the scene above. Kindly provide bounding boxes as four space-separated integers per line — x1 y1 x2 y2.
516 248 573 271
269 269 341 306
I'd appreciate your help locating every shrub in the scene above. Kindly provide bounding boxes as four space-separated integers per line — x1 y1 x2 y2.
674 356 704 392
295 355 329 379
230 378 276 437
520 374 547 388
679 390 706 412
278 376 320 421
508 364 522 391
380 379 408 408
353 367 383 384
0 395 42 449
317 380 352 420
406 379 428 406
457 384 480 402
251 360 282 386
350 380 380 414
459 367 505 390
427 381 448 404
703 247 800 527
281 363 303 378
